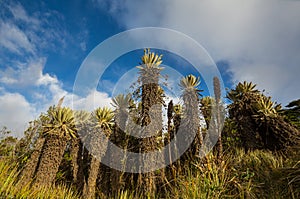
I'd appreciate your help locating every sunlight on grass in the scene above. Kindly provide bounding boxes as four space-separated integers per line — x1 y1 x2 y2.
0 158 80 199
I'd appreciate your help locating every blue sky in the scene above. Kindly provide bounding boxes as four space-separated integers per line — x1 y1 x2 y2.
0 0 300 136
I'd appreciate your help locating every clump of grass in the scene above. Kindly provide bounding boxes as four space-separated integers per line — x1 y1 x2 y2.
165 151 253 199
227 149 285 198
112 190 150 199
165 149 291 199
227 148 300 198
273 155 300 199
0 158 80 199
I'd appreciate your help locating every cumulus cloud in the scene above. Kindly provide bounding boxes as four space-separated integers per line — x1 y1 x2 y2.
0 56 60 136
96 0 300 105
72 90 112 111
0 89 112 137
0 92 36 137
0 88 112 138
0 57 112 137
0 58 56 88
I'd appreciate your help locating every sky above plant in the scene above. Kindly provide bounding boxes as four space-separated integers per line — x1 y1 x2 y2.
0 0 300 137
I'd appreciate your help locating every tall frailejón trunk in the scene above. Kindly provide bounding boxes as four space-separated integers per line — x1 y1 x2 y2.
136 49 164 195
83 129 110 199
138 82 162 194
179 75 203 167
182 91 202 161
165 100 173 166
70 138 85 191
110 106 128 193
213 77 223 161
19 136 45 186
34 135 68 187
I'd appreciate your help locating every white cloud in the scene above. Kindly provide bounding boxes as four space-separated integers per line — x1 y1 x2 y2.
0 92 36 137
97 0 300 105
0 55 110 136
0 76 112 138
0 58 55 88
37 73 59 86
0 55 112 136
0 56 63 137
0 2 77 59
72 90 112 111
7 2 40 27
0 21 36 55
0 76 17 84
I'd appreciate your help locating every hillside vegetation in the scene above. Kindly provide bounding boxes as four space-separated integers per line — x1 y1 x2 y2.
0 49 299 198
